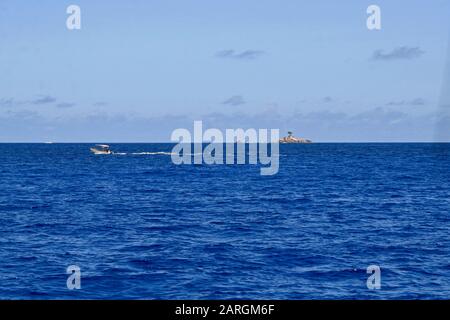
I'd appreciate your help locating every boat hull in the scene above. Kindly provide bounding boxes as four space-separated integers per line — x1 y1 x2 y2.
90 148 112 155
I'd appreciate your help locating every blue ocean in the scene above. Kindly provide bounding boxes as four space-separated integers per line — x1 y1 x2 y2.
0 143 449 299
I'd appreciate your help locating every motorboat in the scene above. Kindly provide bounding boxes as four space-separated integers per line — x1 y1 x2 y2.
90 144 113 155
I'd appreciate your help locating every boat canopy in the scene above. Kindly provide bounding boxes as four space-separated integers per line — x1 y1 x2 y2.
96 144 110 148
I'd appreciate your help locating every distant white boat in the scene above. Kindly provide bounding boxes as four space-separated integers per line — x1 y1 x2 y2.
90 144 113 155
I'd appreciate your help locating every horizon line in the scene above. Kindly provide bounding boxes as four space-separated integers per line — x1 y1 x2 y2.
0 141 449 144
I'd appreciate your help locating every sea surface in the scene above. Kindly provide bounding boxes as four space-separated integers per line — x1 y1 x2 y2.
0 143 449 299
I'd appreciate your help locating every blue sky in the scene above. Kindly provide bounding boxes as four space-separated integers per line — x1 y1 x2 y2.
0 0 449 142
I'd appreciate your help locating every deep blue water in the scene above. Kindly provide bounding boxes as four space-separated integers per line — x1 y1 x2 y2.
0 143 449 299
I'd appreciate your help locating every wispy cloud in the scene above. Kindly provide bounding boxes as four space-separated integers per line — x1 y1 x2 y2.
0 98 17 107
322 96 333 103
56 102 76 108
215 49 265 60
0 107 440 142
222 95 246 106
409 98 426 106
93 101 108 107
386 98 426 106
31 95 57 105
1 95 82 109
372 46 425 61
